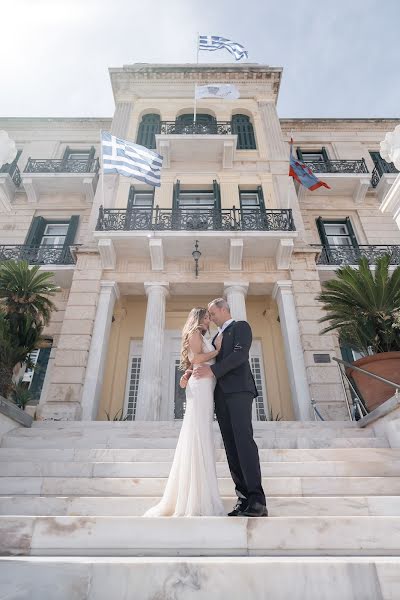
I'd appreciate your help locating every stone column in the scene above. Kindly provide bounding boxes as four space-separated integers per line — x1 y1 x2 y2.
257 101 288 161
135 282 169 421
224 283 248 321
272 280 313 421
81 281 120 421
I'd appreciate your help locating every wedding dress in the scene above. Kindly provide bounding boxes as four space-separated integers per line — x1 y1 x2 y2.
143 335 225 517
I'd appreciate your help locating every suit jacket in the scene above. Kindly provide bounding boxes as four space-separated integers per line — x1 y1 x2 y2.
210 320 258 398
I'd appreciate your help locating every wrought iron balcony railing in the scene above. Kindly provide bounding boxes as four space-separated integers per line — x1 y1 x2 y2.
0 162 22 187
303 159 369 174
0 245 76 265
96 205 296 232
24 158 100 174
371 161 398 188
159 121 232 136
313 244 400 266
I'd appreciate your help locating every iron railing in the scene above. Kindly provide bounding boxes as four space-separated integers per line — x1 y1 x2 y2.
0 162 21 187
0 245 76 265
370 160 398 188
303 158 368 174
96 205 296 232
313 244 400 266
159 121 232 135
24 158 100 174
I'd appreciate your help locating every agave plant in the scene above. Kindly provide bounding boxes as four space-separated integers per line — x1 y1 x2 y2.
316 255 400 355
0 260 58 325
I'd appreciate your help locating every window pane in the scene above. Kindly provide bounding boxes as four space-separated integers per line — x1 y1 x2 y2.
240 193 259 207
327 236 352 246
66 152 90 161
324 224 349 236
44 224 69 236
132 194 153 206
302 152 324 161
179 193 215 207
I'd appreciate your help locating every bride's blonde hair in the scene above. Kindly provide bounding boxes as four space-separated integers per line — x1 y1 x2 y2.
180 307 208 371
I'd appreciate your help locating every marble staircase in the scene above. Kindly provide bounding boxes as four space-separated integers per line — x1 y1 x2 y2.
0 420 400 599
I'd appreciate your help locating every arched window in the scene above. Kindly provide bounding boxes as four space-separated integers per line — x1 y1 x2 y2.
232 114 256 150
175 114 217 134
136 114 161 149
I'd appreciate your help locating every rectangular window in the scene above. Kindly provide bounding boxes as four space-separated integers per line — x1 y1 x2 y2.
297 147 329 162
40 223 69 246
323 222 353 246
129 192 154 207
178 191 216 209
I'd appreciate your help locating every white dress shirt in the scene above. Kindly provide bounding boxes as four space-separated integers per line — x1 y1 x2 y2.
218 318 234 334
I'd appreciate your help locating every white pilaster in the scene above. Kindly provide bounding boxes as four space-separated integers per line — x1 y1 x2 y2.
229 239 243 271
272 281 313 421
224 282 249 321
257 101 288 161
81 281 120 421
98 239 116 270
135 282 169 421
111 102 135 138
149 238 164 271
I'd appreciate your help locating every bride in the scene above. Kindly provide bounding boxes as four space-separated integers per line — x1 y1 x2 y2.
143 307 225 517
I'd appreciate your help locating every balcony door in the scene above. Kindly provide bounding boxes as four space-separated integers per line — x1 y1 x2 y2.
316 217 359 264
126 186 154 229
175 113 217 134
172 180 221 230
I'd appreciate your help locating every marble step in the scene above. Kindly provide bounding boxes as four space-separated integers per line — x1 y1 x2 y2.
0 447 397 463
0 556 398 600
2 515 400 557
1 495 399 517
2 460 400 478
1 436 388 449
1 476 400 497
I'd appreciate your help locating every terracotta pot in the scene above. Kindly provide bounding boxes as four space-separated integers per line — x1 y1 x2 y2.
346 352 400 412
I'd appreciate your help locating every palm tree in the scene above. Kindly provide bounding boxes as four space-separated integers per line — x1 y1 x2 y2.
0 260 58 324
0 261 58 399
316 255 400 355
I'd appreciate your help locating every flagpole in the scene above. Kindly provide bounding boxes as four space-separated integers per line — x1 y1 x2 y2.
194 32 199 125
100 130 105 209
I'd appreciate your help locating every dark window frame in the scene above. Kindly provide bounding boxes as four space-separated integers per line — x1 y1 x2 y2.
297 147 329 162
316 217 359 249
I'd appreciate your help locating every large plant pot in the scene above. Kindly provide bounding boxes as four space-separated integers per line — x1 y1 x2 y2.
346 352 400 412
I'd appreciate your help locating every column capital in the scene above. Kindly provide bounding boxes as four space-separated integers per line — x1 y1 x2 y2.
272 280 293 300
223 282 249 296
99 280 120 300
144 282 170 298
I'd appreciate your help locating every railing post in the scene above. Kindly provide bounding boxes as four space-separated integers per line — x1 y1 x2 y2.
154 204 159 229
96 205 104 231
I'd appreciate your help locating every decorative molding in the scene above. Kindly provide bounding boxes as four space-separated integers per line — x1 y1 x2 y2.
353 177 371 204
22 177 38 203
229 238 243 271
149 238 164 271
275 238 294 270
98 239 116 270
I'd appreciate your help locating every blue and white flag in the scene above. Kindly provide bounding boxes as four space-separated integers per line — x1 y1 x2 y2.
199 35 248 61
101 131 163 187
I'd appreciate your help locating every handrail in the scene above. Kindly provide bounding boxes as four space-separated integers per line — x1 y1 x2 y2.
333 357 400 391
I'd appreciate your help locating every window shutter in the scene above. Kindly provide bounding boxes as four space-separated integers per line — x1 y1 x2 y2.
62 146 71 161
232 115 256 150
322 147 329 162
316 217 329 246
29 345 52 402
173 180 180 210
212 180 221 210
25 217 47 247
62 216 79 261
296 147 304 160
257 185 266 210
137 114 160 149
345 217 359 248
127 185 136 209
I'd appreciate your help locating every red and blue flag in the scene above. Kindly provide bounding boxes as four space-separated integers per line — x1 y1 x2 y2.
289 139 330 191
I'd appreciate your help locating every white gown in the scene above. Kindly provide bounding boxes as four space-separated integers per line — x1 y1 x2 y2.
143 335 225 517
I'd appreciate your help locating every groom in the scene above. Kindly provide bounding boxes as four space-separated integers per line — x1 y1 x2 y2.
193 298 268 517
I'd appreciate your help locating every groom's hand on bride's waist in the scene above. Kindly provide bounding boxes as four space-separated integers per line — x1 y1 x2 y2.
193 365 214 379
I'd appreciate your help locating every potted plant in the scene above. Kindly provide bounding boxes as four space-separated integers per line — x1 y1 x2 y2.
317 255 400 411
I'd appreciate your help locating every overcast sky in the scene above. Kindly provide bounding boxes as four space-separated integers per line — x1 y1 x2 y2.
1 0 399 119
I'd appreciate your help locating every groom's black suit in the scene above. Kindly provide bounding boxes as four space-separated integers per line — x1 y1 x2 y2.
210 320 266 507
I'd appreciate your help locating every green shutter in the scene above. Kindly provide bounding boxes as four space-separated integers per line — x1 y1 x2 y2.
322 147 329 161
173 180 180 210
257 185 266 210
137 114 160 149
232 115 256 150
29 345 51 402
25 217 46 247
345 217 359 249
128 186 136 209
62 216 79 261
296 147 304 160
212 180 221 210
316 217 329 246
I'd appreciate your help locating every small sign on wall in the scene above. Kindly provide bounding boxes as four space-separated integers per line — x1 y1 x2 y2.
313 353 331 364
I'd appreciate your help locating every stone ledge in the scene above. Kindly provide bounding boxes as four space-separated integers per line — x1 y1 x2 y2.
357 394 400 429
0 396 33 428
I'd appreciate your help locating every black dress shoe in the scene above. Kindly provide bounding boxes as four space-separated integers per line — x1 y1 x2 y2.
227 499 247 517
241 502 269 517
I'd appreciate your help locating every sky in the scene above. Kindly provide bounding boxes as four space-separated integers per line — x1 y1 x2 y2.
1 0 399 119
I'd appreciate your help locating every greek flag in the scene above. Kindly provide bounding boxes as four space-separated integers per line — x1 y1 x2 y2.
199 35 248 61
101 131 163 187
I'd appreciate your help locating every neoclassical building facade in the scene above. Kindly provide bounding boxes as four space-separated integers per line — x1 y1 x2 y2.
0 63 399 423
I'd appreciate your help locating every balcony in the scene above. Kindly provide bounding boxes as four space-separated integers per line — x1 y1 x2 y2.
0 244 78 287
94 206 297 271
297 159 371 204
22 158 100 204
313 244 400 266
155 121 237 168
371 161 399 204
0 163 22 212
